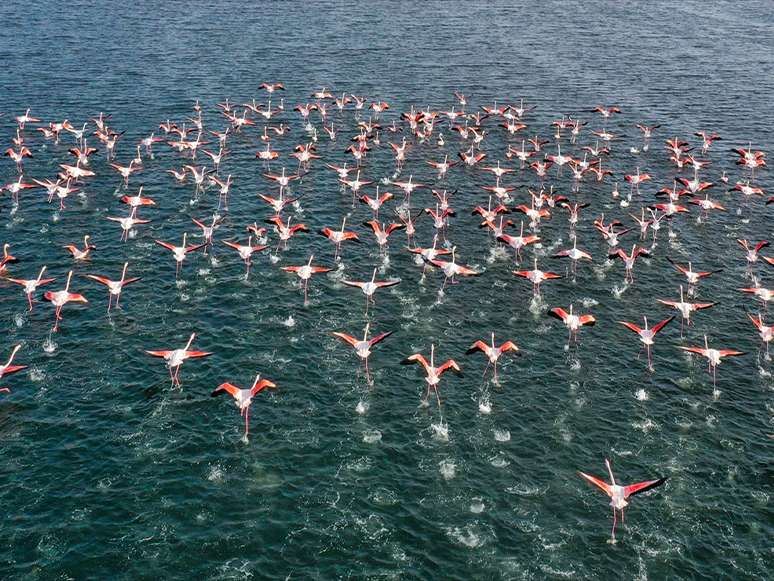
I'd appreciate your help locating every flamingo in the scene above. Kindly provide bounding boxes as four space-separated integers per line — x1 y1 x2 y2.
579 459 667 543
107 207 151 242
737 277 774 312
212 374 277 437
155 233 205 278
333 324 394 382
318 218 361 259
222 236 267 275
618 316 675 367
513 259 562 294
109 160 141 185
281 255 332 304
265 215 309 251
207 174 236 209
656 285 715 337
747 312 774 357
4 146 33 171
666 257 721 287
146 333 212 387
341 268 400 314
609 245 649 282
0 345 27 392
737 239 769 265
43 270 88 332
63 235 96 260
427 155 458 179
400 344 464 406
425 246 481 289
551 238 593 273
86 262 142 310
472 197 510 223
465 332 521 383
497 222 541 262
7 266 56 310
548 305 596 345
363 221 405 253
0 244 19 272
121 186 156 208
358 186 393 219
2 175 36 203
14 109 40 130
678 335 745 395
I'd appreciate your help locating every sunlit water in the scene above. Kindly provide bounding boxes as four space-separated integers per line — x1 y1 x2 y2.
1 1 774 579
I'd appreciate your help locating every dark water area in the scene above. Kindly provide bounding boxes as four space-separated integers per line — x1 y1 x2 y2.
1 1 774 579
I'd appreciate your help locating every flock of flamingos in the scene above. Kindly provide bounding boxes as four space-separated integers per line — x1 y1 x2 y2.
0 84 769 542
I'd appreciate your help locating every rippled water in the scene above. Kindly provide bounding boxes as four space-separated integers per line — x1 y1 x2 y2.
2 1 774 579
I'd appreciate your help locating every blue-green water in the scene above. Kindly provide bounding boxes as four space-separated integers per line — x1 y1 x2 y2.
1 1 774 579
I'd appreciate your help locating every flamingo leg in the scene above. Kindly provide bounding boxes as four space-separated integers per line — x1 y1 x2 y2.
27 293 33 311
365 357 371 382
611 509 617 542
434 384 442 406
245 405 249 436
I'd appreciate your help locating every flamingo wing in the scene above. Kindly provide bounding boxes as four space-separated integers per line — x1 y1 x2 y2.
496 341 519 355
438 360 464 378
184 350 213 358
145 350 173 358
86 275 113 287
651 316 675 334
400 354 431 372
547 308 569 322
618 321 643 334
578 471 612 496
717 350 745 357
624 477 668 497
155 240 177 251
252 379 277 395
578 315 596 327
678 346 709 356
369 331 395 346
374 280 401 288
332 332 358 347
212 382 241 398
465 341 490 356
341 280 367 289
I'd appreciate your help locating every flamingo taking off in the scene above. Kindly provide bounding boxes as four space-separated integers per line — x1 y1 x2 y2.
7 266 56 310
146 333 212 387
465 332 521 383
155 233 205 278
400 344 463 407
0 345 27 392
86 262 142 310
318 217 361 259
212 374 277 437
547 305 596 346
281 255 332 304
43 270 88 332
618 316 675 367
579 459 667 543
333 323 394 382
678 335 744 396
656 286 716 337
341 268 400 314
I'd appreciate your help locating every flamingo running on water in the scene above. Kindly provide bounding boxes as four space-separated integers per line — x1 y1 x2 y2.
146 333 212 387
86 262 141 311
212 374 277 437
7 266 56 311
333 323 394 382
0 345 27 392
400 344 464 407
465 332 521 384
43 270 88 332
677 335 744 396
281 255 332 304
579 459 667 543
